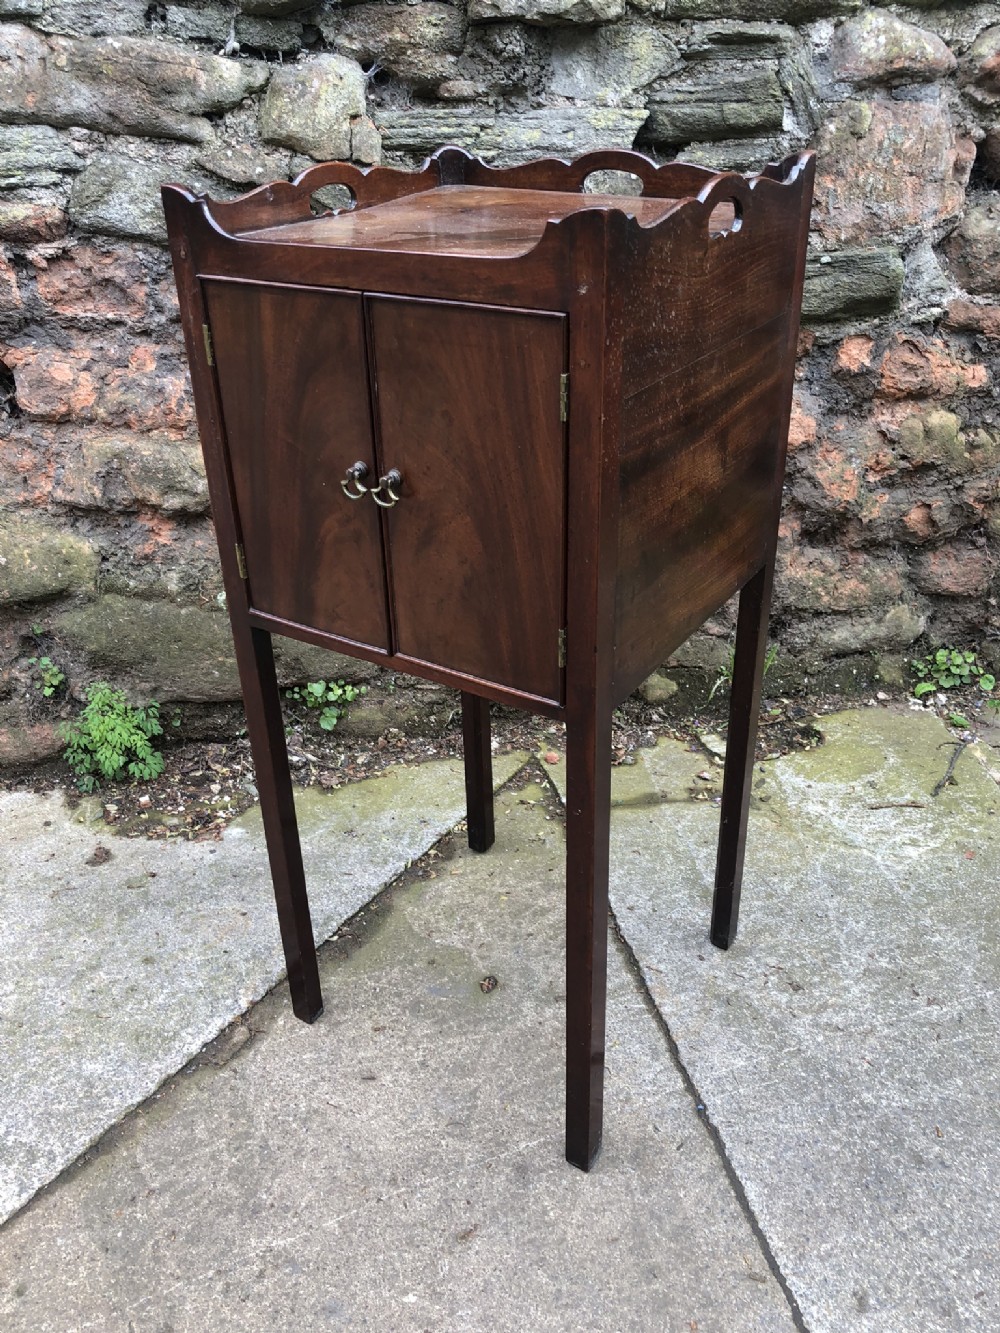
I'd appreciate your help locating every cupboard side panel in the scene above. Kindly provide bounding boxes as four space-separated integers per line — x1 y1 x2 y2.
368 298 567 704
203 281 390 651
620 176 805 397
612 317 789 702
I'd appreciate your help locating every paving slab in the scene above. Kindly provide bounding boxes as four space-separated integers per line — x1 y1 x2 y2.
0 782 798 1333
592 709 1000 1333
0 752 525 1223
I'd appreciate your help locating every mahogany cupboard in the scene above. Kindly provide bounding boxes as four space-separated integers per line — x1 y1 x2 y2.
163 146 814 1170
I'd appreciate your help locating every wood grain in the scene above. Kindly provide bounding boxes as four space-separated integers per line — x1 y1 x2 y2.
368 295 568 703
612 314 790 702
203 279 391 652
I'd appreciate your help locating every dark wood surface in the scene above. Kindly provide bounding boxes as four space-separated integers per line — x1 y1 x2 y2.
204 279 391 651
368 295 567 703
461 692 495 854
243 185 682 257
613 314 790 702
163 147 815 1174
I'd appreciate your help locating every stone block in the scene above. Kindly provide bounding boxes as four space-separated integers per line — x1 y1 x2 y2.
801 247 904 321
645 55 783 143
162 4 304 52
34 244 148 321
832 11 955 86
0 713 64 769
895 406 967 469
194 140 293 188
378 106 648 162
328 3 466 87
678 136 793 172
0 125 81 190
70 155 219 244
54 595 241 701
2 337 195 433
786 602 927 655
52 434 209 515
880 335 989 400
776 545 905 613
0 24 268 144
646 0 859 18
549 19 682 104
0 193 67 243
260 55 366 161
914 544 992 597
469 0 624 25
350 116 382 166
685 19 799 56
26 0 149 36
637 669 680 704
0 245 22 332
942 199 1000 297
0 512 99 605
96 519 225 604
238 0 314 14
943 299 1000 339
961 25 1000 107
813 94 974 244
52 593 376 702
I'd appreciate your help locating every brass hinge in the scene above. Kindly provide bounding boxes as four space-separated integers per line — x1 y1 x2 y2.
558 627 566 668
559 373 569 423
235 542 247 579
202 322 215 367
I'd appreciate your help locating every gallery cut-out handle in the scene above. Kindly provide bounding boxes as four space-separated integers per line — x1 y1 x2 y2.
708 197 743 238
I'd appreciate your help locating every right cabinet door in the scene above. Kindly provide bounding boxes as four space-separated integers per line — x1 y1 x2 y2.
368 296 567 704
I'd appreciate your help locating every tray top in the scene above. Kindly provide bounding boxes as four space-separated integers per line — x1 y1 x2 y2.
238 184 686 258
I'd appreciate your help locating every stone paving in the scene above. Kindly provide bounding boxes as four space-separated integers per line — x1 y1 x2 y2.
0 706 997 1331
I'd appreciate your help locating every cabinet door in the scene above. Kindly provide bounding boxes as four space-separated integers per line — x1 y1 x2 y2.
203 280 390 651
368 297 567 703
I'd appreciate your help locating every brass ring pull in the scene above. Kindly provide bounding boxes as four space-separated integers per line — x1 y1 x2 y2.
341 461 370 499
371 468 403 508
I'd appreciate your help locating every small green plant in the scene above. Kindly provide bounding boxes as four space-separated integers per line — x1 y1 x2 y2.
61 682 165 792
27 655 65 698
911 647 996 699
708 642 779 702
285 679 366 731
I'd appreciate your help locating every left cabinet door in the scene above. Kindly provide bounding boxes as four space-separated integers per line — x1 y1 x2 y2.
203 279 390 651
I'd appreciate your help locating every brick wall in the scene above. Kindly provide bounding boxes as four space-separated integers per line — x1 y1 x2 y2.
0 0 998 760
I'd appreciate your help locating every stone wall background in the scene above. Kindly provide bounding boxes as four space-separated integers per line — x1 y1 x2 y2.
0 0 998 761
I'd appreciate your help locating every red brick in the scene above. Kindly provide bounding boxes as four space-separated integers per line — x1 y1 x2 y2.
0 198 67 243
0 247 21 316
787 388 817 452
879 334 989 399
813 440 861 508
835 335 874 374
813 97 974 245
35 245 147 321
1 337 194 433
943 299 1000 339
914 543 992 596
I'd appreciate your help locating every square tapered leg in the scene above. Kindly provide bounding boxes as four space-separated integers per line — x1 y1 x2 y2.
235 625 323 1022
711 562 775 950
461 692 495 853
564 704 612 1170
